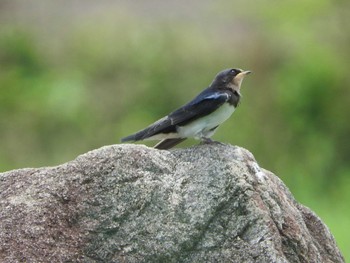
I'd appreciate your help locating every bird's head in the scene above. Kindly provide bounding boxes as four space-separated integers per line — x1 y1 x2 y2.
211 68 251 94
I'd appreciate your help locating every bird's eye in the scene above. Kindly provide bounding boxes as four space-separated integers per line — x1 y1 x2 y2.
230 69 235 74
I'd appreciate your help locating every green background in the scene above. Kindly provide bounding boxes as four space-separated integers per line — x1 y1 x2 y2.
1 0 349 259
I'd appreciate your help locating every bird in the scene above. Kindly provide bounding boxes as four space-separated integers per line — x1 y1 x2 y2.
121 68 251 150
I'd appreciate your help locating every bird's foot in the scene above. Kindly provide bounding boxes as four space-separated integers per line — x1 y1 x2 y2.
200 138 225 146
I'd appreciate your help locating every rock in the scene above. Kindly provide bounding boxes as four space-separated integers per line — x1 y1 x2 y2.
0 144 344 263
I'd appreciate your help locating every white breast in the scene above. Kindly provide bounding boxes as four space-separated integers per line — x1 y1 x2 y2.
177 103 236 139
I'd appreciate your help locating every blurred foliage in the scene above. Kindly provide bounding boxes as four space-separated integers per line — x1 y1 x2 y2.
0 0 349 260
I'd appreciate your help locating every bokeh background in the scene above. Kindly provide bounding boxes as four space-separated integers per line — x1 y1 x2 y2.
1 0 349 259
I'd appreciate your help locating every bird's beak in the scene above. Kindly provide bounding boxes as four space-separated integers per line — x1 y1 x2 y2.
241 70 252 76
233 70 251 87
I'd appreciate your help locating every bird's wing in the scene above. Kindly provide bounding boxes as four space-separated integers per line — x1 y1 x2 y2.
121 90 230 142
168 91 230 126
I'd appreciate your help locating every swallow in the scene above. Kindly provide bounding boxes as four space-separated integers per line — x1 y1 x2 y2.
121 68 251 149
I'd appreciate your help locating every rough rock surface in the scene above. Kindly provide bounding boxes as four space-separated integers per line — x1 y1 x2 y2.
0 144 344 263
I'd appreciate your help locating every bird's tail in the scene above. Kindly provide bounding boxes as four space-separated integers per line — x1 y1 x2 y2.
121 133 138 142
121 136 133 142
123 125 165 142
121 125 153 142
121 116 172 143
154 138 186 150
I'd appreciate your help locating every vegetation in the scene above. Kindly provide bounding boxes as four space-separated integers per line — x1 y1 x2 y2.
1 1 349 259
